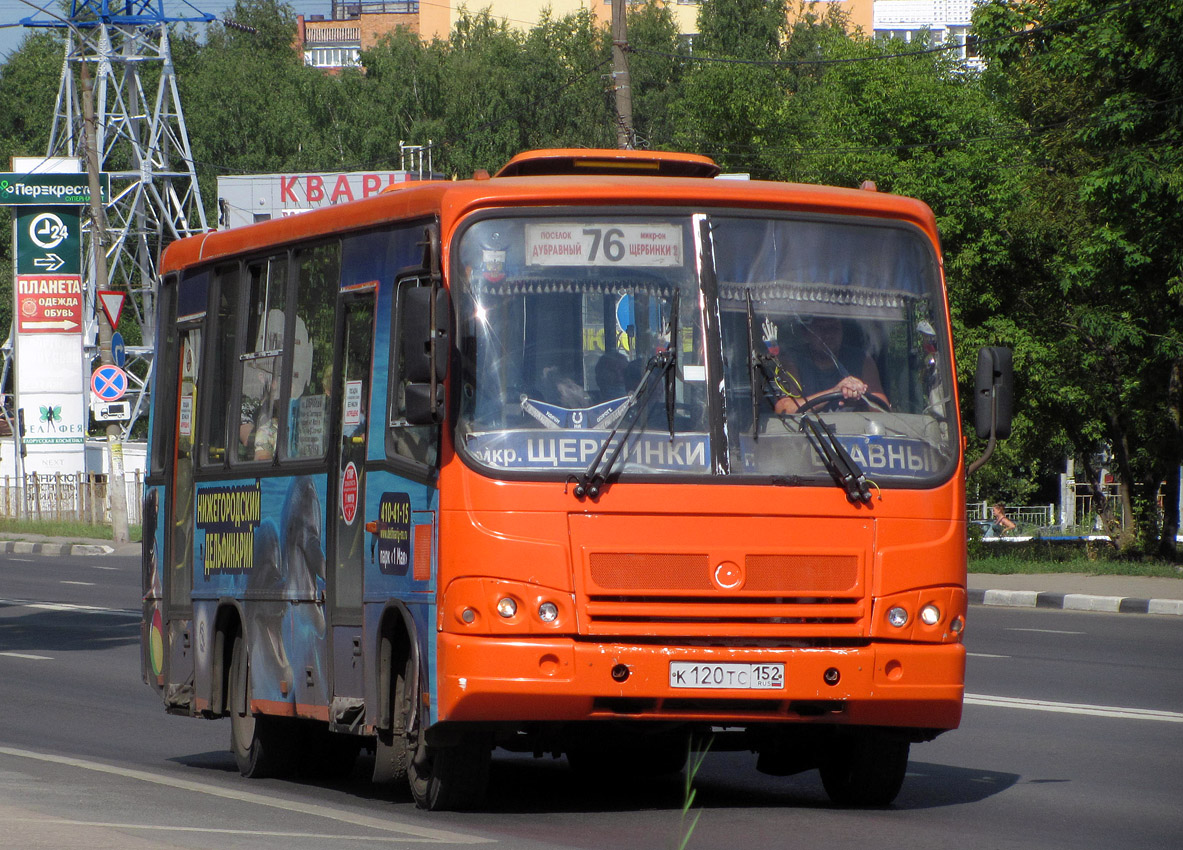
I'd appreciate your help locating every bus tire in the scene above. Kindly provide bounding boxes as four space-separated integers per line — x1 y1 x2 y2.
228 632 293 778
818 730 909 807
408 734 491 811
372 636 414 785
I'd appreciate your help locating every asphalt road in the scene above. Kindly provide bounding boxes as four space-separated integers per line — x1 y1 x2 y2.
1 551 1180 849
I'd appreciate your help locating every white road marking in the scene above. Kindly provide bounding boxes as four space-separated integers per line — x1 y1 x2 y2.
967 652 1010 658
59 581 96 586
1005 627 1086 635
1 818 436 842
0 651 52 660
0 598 137 617
0 745 493 844
965 694 1183 723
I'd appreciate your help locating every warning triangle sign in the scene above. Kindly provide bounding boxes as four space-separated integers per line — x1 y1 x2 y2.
98 290 125 328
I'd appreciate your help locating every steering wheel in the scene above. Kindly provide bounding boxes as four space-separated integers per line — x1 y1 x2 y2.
793 390 888 414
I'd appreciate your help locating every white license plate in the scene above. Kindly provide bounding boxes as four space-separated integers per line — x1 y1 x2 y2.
669 662 785 690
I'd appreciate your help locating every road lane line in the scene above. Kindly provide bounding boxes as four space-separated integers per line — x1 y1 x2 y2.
965 694 1183 722
1005 627 1086 635
1 818 438 842
0 746 493 844
0 651 53 660
967 652 1010 658
0 598 138 617
59 581 96 586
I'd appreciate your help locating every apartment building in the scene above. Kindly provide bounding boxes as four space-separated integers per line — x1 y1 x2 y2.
298 1 875 70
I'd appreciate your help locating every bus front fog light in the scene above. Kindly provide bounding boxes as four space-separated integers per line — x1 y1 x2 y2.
887 606 909 628
460 608 476 624
538 601 559 623
920 604 941 626
951 617 964 634
496 597 517 618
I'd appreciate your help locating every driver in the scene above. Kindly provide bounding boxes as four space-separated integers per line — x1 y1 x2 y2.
772 316 888 414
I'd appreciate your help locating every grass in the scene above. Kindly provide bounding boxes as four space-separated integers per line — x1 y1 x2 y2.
969 554 1182 578
0 518 142 543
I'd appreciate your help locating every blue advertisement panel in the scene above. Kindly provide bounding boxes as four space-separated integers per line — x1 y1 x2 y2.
193 475 330 706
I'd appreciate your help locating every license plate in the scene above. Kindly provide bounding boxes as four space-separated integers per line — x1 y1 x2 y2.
669 662 785 690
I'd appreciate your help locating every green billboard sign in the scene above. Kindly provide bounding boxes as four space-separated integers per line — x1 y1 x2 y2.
0 172 110 206
15 208 82 275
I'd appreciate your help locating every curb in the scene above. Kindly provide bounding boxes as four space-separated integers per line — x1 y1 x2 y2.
0 541 114 557
969 588 1183 617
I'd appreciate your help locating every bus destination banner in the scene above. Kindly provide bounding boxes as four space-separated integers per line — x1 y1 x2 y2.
466 429 710 473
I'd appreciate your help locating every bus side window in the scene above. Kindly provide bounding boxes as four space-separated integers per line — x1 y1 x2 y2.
286 243 340 461
388 277 439 467
236 257 288 463
202 264 240 467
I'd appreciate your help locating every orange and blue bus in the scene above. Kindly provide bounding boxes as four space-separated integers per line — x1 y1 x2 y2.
143 148 1007 809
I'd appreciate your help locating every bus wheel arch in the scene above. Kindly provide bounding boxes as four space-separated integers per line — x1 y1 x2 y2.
210 601 245 717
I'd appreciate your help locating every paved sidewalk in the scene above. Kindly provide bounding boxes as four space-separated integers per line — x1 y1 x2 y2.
4 536 1182 616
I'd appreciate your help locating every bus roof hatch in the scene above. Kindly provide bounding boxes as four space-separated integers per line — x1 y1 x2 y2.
495 148 721 179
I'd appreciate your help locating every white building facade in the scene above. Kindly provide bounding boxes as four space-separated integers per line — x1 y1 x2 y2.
873 0 984 69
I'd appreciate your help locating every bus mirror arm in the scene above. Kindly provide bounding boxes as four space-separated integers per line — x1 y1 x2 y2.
967 346 1013 476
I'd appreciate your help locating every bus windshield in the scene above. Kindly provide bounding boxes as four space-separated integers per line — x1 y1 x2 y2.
454 211 958 487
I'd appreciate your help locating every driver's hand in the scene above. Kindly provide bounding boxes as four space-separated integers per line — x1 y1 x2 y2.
774 395 799 415
836 376 867 399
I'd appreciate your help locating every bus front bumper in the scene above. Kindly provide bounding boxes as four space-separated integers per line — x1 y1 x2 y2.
436 636 964 731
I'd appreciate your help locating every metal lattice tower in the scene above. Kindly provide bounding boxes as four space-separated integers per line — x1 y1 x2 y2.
21 1 214 436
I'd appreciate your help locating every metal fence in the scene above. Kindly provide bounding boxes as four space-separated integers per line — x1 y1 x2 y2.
967 501 1056 529
0 472 143 526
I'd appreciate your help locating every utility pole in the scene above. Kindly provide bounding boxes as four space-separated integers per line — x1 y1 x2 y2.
611 0 634 149
79 51 130 546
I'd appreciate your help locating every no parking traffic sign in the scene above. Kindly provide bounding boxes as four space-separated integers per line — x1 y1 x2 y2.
91 364 129 402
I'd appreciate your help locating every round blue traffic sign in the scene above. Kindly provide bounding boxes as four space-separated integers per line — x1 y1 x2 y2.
92 364 129 402
111 331 126 368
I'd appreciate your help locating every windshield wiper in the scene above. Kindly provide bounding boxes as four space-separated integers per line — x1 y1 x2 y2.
663 290 680 441
799 413 873 503
574 292 679 499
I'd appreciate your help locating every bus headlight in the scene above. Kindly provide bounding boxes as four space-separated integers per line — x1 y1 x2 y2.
887 606 909 628
496 597 518 618
920 604 941 626
443 577 574 634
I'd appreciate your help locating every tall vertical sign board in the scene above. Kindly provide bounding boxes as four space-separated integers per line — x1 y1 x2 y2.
7 158 89 475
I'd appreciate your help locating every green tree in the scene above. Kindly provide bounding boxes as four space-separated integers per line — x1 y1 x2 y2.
975 0 1183 555
0 30 65 341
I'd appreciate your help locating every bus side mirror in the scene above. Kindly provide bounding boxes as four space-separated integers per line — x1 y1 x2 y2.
402 286 450 384
974 346 1013 440
967 346 1013 476
404 383 446 425
402 286 450 425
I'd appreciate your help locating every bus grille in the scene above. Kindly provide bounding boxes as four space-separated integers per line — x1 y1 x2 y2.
580 552 866 638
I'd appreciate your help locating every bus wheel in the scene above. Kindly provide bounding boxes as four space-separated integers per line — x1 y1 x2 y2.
818 730 909 807
372 638 414 786
407 716 491 811
228 633 293 778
